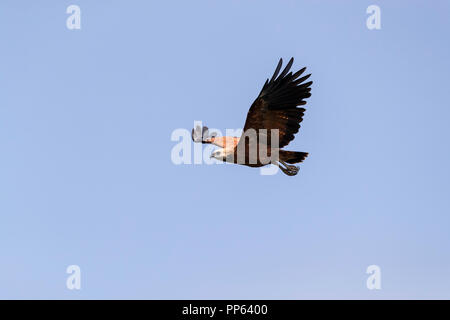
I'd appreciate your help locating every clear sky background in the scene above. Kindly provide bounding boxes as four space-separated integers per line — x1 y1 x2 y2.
1 0 450 299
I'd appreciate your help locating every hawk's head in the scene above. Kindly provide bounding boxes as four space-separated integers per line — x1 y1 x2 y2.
210 149 226 161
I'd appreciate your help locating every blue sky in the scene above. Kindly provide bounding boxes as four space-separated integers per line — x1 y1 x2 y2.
1 0 450 299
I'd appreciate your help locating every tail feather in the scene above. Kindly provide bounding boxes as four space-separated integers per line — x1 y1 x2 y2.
279 150 308 164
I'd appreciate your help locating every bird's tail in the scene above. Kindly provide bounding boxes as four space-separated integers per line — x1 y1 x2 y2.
279 150 308 164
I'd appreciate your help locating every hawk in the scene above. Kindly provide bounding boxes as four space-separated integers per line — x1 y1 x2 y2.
192 58 312 176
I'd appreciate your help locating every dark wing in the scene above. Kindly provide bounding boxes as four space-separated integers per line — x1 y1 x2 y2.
238 57 312 149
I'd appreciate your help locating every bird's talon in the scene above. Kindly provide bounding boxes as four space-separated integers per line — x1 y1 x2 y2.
280 164 299 176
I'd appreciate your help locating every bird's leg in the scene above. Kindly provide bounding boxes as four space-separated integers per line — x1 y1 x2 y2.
277 160 299 176
280 160 300 173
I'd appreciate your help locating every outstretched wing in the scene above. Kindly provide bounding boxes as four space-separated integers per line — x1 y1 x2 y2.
238 57 312 149
191 125 238 148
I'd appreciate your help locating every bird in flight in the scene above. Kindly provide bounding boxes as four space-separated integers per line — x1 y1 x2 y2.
192 58 312 176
